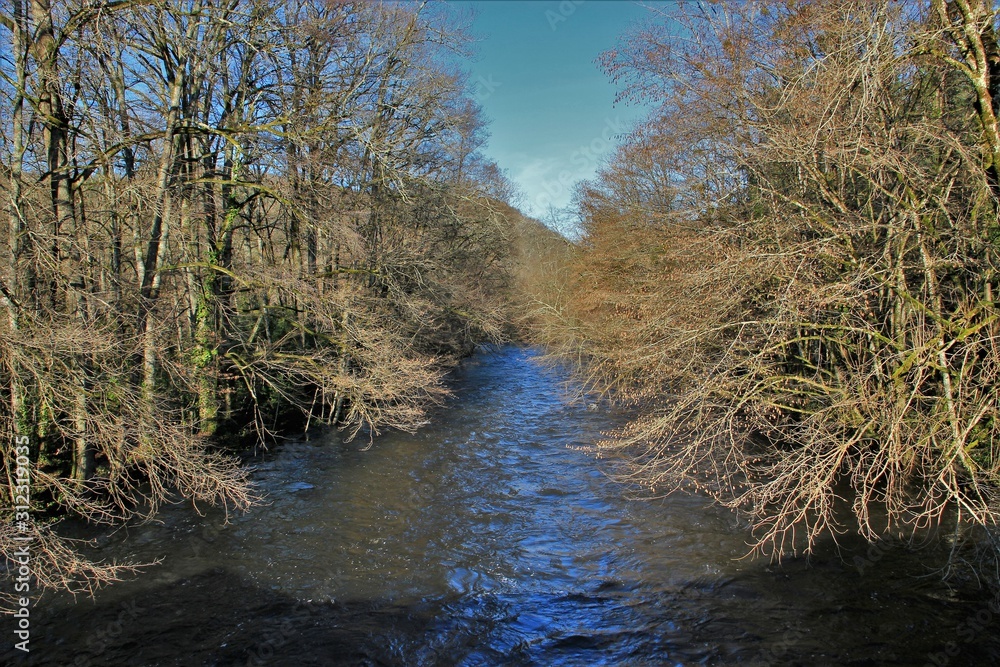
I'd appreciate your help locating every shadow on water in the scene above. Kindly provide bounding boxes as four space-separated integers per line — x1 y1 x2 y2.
8 555 1000 667
9 567 521 667
5 346 1000 666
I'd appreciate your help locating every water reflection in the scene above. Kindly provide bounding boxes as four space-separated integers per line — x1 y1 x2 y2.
10 346 1000 666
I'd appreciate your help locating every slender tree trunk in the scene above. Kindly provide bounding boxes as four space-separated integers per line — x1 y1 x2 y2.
30 0 96 480
6 0 31 328
4 0 30 447
138 69 185 409
935 0 1000 201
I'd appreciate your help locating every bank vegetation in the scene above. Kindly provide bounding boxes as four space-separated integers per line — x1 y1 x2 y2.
0 0 535 610
530 0 1000 570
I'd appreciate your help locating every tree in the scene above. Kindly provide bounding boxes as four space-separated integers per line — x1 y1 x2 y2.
549 0 1000 570
0 0 520 611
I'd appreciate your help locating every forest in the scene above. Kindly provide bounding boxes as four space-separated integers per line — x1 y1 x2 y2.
0 0 561 610
531 0 1000 569
7 0 1000 614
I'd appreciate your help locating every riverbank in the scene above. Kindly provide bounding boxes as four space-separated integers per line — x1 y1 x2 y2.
5 347 999 666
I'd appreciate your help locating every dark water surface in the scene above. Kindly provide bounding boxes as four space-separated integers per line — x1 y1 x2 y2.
8 346 1000 666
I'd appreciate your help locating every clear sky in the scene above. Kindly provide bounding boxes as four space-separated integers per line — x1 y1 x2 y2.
447 0 669 227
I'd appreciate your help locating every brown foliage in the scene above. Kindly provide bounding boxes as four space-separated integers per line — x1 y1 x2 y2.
0 0 518 609
547 0 1000 565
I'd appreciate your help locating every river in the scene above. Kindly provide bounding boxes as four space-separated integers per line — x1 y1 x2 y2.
8 346 1000 666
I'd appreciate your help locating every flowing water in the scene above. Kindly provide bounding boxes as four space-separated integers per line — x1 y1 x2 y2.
9 346 1000 666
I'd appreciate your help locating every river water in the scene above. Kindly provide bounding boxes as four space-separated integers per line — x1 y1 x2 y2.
9 346 1000 666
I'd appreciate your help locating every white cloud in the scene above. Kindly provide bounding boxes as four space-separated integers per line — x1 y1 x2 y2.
505 116 626 220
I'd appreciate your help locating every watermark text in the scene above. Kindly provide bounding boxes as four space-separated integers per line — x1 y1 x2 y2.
11 434 32 653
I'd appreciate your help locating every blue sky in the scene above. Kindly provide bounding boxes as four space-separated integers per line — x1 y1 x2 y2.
447 1 671 226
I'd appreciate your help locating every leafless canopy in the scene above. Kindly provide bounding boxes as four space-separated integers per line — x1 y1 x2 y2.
0 0 519 610
534 0 1000 568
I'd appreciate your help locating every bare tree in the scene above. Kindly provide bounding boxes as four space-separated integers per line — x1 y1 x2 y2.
542 0 1000 570
0 0 521 610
